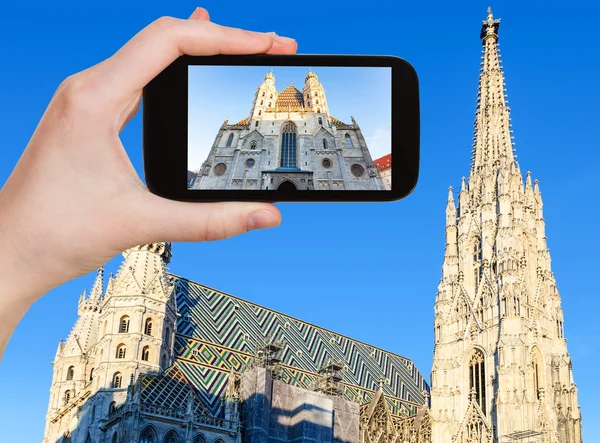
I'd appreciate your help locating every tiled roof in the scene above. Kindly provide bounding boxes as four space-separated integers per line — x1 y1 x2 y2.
140 364 210 415
375 154 392 171
233 117 249 126
171 275 429 417
275 85 304 108
330 116 349 127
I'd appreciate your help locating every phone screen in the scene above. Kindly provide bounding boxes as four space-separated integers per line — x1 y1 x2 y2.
187 66 392 192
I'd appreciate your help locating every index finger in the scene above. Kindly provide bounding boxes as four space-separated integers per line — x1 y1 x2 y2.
92 17 286 102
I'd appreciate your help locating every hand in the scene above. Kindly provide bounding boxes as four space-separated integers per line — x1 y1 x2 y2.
0 8 297 359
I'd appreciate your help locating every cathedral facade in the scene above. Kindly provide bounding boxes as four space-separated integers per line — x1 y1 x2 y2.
190 70 386 191
429 9 582 443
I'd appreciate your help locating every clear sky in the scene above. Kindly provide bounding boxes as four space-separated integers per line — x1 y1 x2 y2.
1 1 599 442
188 66 391 170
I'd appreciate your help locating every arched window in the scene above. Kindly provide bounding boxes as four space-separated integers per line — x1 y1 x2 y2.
139 427 158 443
165 327 171 343
116 344 126 359
89 368 94 382
531 348 543 400
86 433 93 443
91 405 96 422
314 91 318 96
119 316 130 333
226 133 234 147
262 92 265 97
315 99 319 104
144 318 153 336
280 122 298 169
318 117 323 125
317 108 321 113
473 237 482 262
435 325 440 343
258 110 262 116
64 390 71 405
268 102 272 108
478 296 484 323
468 349 486 415
322 139 327 149
250 141 257 150
161 354 167 368
141 346 150 362
255 121 259 127
112 433 119 443
270 94 273 99
66 366 75 381
345 134 353 148
109 401 117 413
260 100 264 105
113 372 122 388
164 430 181 443
193 434 207 443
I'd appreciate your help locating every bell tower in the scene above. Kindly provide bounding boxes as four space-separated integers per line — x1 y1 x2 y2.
250 69 278 124
302 69 329 117
430 9 582 443
92 243 177 394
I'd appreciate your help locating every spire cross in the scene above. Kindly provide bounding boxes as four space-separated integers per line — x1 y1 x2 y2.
378 377 386 390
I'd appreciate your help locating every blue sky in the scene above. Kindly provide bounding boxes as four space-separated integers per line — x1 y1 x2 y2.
188 66 391 169
1 1 599 442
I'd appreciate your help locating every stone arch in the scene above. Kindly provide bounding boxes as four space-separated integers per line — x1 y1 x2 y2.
193 434 207 443
277 181 297 191
139 425 159 443
163 429 181 443
530 345 544 400
466 347 487 415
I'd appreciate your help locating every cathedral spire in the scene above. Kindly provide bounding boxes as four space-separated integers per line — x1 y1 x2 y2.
471 7 515 176
89 267 104 302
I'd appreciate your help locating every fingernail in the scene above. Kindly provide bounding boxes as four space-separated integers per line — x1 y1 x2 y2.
273 35 296 44
247 210 280 231
189 7 201 19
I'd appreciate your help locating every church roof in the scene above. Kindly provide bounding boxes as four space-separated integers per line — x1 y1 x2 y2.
375 154 392 171
140 364 210 416
330 116 350 127
275 85 304 108
170 274 429 417
233 117 249 126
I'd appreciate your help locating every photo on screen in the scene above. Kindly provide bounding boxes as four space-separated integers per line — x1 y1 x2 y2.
188 66 391 191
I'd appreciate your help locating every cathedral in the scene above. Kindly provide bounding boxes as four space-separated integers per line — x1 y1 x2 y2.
43 9 583 443
189 69 386 191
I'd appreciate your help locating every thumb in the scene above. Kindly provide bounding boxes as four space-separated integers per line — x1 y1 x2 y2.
131 194 281 243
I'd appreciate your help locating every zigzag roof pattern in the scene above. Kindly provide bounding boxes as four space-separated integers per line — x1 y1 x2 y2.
169 274 429 417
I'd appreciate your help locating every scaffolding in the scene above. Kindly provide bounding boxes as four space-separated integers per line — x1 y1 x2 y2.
313 360 346 396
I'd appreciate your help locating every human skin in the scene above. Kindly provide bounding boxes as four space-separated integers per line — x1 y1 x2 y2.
0 8 298 360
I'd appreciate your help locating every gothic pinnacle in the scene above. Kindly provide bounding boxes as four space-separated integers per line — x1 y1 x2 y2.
89 267 104 302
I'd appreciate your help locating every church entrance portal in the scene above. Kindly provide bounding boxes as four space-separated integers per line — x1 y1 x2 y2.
277 181 297 191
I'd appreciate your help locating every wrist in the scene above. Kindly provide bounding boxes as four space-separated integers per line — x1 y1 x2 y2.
0 190 56 360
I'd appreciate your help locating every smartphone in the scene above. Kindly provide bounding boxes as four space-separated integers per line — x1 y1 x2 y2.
143 54 419 202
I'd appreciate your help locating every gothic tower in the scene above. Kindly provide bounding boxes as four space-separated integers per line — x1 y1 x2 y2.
430 9 582 443
302 69 330 117
43 243 178 443
250 69 278 125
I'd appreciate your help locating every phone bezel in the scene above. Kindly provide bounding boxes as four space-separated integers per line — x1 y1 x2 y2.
143 54 419 202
